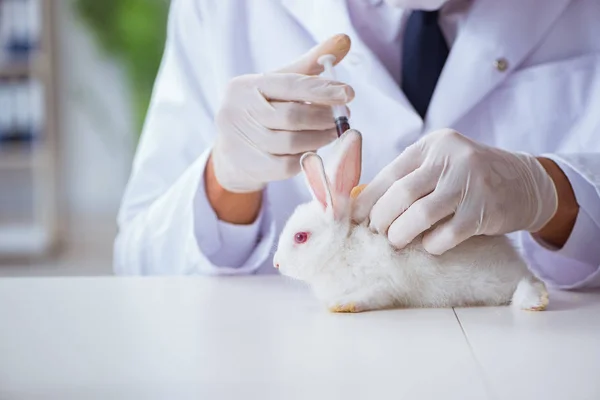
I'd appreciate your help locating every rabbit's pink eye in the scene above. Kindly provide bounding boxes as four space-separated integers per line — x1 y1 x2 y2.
294 232 309 244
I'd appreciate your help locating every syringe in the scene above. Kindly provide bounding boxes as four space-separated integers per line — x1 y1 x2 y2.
317 54 351 137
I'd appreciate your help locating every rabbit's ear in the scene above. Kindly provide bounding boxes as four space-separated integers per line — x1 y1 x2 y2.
326 129 362 198
301 152 334 217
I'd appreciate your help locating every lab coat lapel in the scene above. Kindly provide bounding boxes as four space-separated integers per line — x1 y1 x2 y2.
280 0 413 109
425 0 573 131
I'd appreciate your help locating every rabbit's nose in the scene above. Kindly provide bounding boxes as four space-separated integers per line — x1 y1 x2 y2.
275 263 280 269
273 257 280 269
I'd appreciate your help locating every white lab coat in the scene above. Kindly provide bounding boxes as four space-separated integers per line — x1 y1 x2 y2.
115 0 600 289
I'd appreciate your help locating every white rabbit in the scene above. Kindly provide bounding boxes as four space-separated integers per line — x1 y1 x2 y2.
273 129 549 313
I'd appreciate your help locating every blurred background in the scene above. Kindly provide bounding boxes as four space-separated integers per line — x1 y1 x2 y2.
0 0 169 276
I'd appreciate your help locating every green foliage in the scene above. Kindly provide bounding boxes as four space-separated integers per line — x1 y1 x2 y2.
73 0 170 134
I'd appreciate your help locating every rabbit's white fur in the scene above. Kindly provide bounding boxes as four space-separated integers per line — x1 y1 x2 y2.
273 130 549 313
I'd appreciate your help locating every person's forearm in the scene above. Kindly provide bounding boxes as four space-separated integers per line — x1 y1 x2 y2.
534 157 579 247
205 154 263 224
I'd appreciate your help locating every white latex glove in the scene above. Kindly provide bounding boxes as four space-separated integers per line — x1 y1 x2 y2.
212 34 354 193
353 129 559 255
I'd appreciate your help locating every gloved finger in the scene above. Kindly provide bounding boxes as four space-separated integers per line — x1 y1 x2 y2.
276 34 351 75
257 73 354 105
368 167 438 234
386 193 455 249
260 101 341 131
352 143 423 223
254 126 339 155
421 216 477 255
261 152 304 181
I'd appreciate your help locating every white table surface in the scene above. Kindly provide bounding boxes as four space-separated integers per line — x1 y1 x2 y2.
0 276 597 400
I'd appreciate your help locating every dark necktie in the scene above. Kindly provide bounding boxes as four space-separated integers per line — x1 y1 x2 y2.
401 10 449 119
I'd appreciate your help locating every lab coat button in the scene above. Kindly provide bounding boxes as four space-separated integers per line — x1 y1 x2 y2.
494 58 508 72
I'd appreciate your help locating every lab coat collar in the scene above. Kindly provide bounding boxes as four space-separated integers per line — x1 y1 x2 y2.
425 0 573 131
280 0 417 115
282 0 573 135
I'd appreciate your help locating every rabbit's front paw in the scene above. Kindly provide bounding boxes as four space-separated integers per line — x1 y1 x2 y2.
328 302 365 313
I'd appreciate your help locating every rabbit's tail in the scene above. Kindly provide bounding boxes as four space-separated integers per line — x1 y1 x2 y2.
510 275 549 311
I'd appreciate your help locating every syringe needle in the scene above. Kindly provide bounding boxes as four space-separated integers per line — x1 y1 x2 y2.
317 54 351 137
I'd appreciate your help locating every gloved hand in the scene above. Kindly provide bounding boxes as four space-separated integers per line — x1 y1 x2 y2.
353 129 559 255
211 34 354 193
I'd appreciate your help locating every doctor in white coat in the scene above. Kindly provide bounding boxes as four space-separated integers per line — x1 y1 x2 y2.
114 0 600 290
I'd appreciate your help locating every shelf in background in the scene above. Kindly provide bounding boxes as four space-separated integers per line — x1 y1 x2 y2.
0 223 49 256
0 60 31 79
0 52 50 79
0 0 59 259
0 144 37 169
